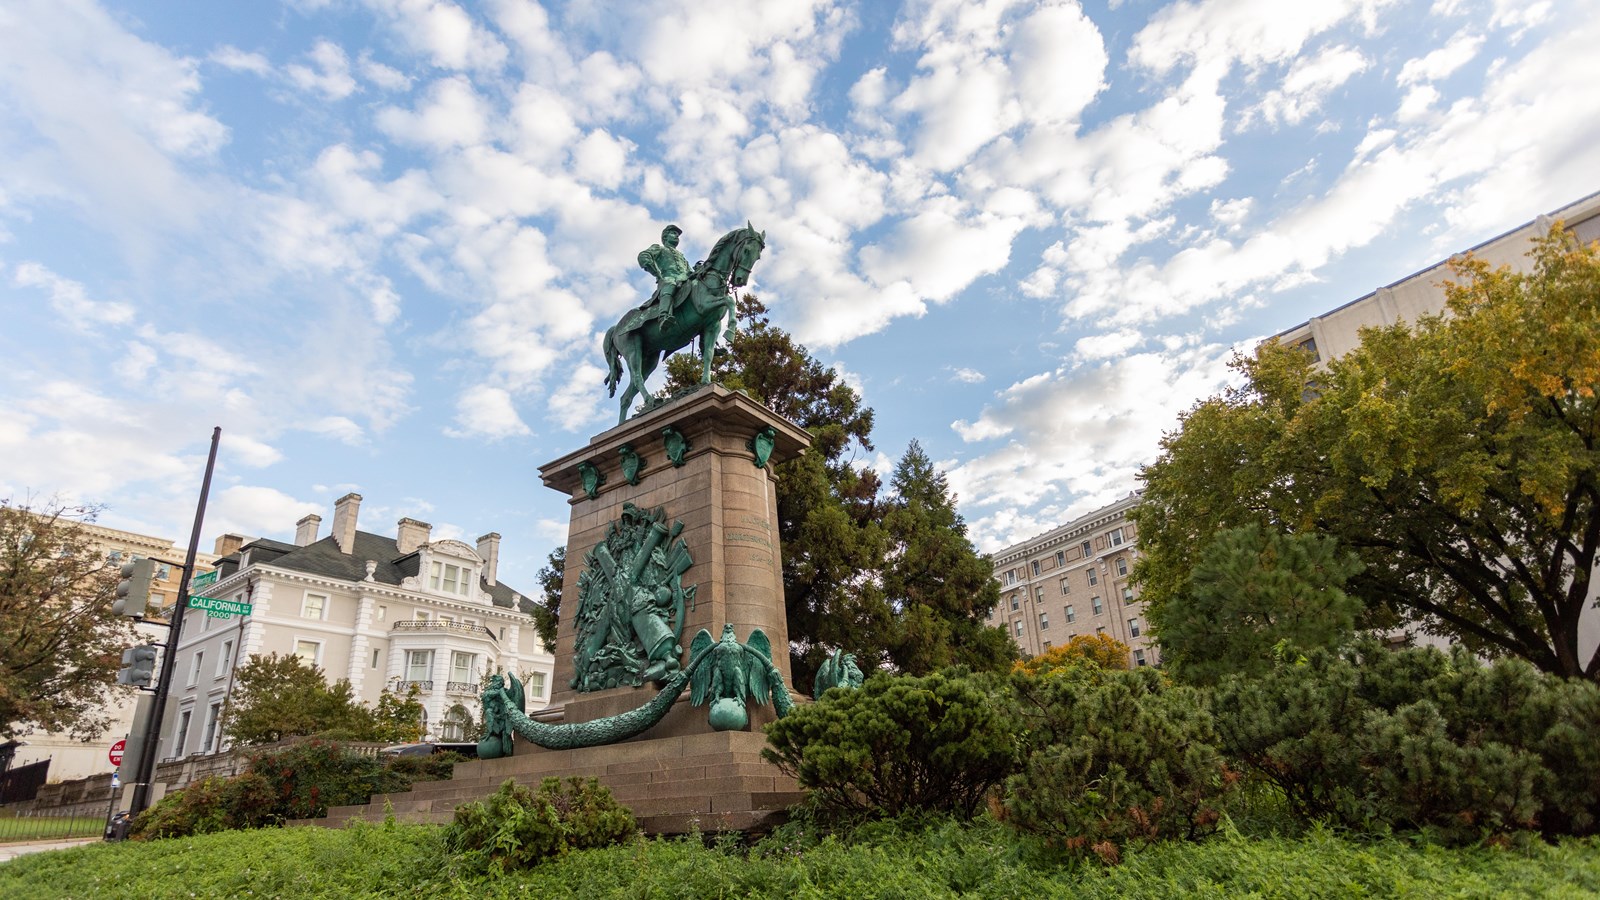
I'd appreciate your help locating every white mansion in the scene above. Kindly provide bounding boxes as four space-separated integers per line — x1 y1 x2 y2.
158 492 553 760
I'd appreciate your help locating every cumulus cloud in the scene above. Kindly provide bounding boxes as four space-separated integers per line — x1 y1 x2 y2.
286 39 358 100
447 384 531 439
13 262 135 328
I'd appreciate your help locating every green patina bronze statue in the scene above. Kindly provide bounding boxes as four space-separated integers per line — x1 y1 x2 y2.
661 426 690 467
604 223 765 425
570 503 694 692
475 623 795 756
812 648 865 696
689 624 779 731
748 426 777 468
618 443 645 485
578 460 605 500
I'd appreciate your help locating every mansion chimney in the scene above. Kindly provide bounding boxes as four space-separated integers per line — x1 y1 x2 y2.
477 532 501 586
295 514 322 546
397 518 433 555
214 533 248 558
332 493 362 555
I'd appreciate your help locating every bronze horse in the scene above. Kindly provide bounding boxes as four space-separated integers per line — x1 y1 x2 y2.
603 223 765 424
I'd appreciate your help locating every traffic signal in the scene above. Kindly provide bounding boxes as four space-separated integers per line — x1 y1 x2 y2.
112 558 156 617
116 645 159 687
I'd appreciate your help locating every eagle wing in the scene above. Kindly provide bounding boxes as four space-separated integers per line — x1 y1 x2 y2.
745 628 773 705
689 628 714 706
507 671 526 715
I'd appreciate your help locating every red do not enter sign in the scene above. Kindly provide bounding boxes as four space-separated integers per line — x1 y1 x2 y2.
109 739 125 767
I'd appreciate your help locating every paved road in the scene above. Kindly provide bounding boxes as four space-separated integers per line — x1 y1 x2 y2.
0 837 100 864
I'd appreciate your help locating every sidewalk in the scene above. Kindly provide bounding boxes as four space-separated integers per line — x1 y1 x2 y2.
0 837 100 864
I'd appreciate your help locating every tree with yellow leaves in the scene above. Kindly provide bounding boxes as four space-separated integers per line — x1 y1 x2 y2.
1013 633 1132 676
1137 226 1600 680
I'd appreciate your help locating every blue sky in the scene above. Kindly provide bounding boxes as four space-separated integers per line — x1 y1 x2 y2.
2 0 1596 594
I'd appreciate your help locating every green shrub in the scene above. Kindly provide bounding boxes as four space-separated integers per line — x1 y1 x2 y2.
1004 667 1235 857
1213 641 1600 840
762 668 1021 821
445 777 635 872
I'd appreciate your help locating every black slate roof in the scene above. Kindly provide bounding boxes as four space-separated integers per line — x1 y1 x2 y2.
215 530 533 614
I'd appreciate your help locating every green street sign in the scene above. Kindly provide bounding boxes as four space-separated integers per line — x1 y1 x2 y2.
192 570 218 589
188 595 251 619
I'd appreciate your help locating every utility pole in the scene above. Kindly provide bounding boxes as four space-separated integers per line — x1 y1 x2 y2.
128 426 221 818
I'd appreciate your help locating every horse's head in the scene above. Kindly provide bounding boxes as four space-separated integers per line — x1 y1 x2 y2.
730 222 765 288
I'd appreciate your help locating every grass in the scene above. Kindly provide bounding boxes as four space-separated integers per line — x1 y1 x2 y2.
3 817 1598 899
0 815 103 844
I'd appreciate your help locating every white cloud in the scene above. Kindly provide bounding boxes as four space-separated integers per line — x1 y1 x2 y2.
1248 44 1369 127
210 45 272 76
212 486 323 541
1398 31 1485 85
12 262 135 328
358 52 412 91
306 416 366 445
376 75 492 151
1074 329 1145 360
286 39 358 100
362 0 508 71
447 384 531 439
949 367 986 384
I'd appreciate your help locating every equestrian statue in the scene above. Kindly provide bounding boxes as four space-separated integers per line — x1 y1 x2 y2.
603 222 765 424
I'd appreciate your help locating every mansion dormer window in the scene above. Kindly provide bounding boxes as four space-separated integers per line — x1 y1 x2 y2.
430 561 471 596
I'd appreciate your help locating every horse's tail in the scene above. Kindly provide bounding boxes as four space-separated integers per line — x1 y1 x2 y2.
602 327 621 397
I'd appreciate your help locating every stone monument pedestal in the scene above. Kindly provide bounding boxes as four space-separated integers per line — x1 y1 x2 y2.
327 385 813 833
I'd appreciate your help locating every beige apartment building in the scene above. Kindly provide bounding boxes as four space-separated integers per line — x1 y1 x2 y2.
1273 191 1600 361
159 493 554 761
9 518 216 781
988 492 1157 667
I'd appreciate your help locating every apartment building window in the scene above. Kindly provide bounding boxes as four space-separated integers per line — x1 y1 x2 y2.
1055 550 1065 568
1128 617 1141 637
202 702 222 753
1124 587 1135 602
1035 586 1044 602
217 640 234 677
1060 578 1070 594
1013 620 1024 637
527 672 547 698
406 650 433 682
1096 625 1106 636
1080 540 1092 558
188 651 204 686
1043 641 1052 649
1134 649 1147 667
1110 529 1125 547
1087 568 1098 586
430 561 470 596
302 593 327 620
1092 596 1104 615
1116 557 1128 577
294 639 322 665
1003 569 1018 586
1065 604 1076 623
1010 593 1020 611
1039 612 1049 630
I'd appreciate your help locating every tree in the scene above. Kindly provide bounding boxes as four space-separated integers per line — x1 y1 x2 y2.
664 295 889 688
1137 227 1600 679
1013 633 1133 676
0 500 137 740
531 546 563 653
222 653 421 745
1152 525 1364 685
881 441 1014 674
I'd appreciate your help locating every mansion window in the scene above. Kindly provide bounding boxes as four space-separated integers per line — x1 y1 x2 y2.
294 640 322 665
430 561 471 596
527 671 547 698
442 705 471 742
302 593 327 620
406 650 434 683
451 651 475 684
202 702 222 753
217 640 234 677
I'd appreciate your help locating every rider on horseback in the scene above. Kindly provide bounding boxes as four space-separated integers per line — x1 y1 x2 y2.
637 224 691 326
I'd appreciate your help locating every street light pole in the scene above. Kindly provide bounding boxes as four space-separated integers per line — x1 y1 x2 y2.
128 426 221 818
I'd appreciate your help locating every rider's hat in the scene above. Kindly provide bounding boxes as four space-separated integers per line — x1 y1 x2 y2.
662 223 683 237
